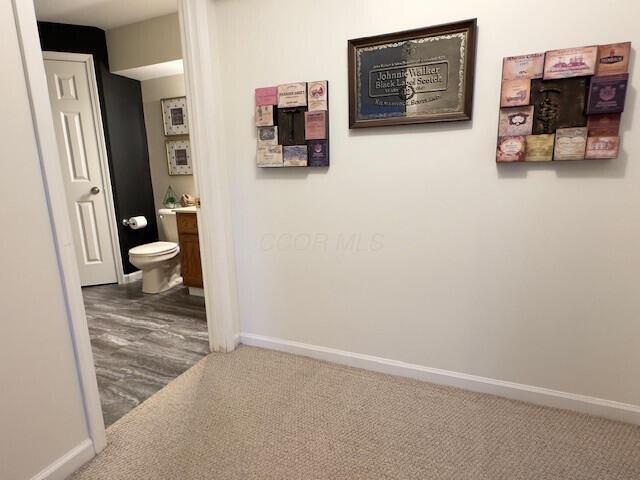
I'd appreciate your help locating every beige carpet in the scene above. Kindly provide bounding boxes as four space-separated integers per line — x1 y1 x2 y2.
72 345 640 480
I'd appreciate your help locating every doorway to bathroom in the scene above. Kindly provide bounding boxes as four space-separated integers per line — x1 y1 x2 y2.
82 279 208 426
38 11 211 427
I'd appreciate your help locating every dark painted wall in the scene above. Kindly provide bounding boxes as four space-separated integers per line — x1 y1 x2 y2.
38 22 158 274
100 73 158 270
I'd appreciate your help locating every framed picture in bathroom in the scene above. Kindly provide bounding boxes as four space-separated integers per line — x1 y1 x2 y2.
166 139 193 175
161 96 189 135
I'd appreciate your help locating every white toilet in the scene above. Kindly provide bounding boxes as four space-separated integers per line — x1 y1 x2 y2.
128 208 182 294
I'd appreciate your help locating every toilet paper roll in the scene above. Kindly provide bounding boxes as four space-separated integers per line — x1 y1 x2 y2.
128 216 147 230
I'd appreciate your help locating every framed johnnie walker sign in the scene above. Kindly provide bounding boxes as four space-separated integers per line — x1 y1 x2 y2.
348 19 477 128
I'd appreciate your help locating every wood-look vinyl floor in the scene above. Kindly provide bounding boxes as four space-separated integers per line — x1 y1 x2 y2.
82 281 208 426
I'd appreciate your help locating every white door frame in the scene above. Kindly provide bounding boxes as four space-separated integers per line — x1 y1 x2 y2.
179 0 240 352
12 0 107 453
13 0 240 458
43 51 126 286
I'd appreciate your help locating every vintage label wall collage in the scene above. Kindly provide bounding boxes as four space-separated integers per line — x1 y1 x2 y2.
496 42 630 162
255 81 329 167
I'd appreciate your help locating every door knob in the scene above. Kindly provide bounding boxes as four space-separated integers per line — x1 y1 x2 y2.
90 186 101 195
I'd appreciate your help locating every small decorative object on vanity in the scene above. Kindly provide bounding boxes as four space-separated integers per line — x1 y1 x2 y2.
348 19 477 128
166 139 192 175
496 42 630 162
254 81 329 168
180 193 197 207
163 185 179 208
161 96 189 136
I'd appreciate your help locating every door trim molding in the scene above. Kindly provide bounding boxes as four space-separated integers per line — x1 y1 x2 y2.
179 0 240 352
42 51 125 285
12 1 236 470
12 0 106 454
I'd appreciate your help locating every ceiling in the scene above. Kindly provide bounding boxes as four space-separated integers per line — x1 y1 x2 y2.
34 0 178 30
114 59 184 81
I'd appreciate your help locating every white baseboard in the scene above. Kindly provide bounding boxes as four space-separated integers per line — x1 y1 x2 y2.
30 439 94 480
239 333 640 425
188 287 204 297
121 270 142 284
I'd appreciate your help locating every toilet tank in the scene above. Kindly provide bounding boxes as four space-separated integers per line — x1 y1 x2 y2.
158 208 179 242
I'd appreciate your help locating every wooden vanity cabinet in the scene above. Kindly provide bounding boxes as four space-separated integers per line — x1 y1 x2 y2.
176 212 203 288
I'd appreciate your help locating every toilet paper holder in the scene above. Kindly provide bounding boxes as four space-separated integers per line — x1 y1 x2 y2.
122 216 148 230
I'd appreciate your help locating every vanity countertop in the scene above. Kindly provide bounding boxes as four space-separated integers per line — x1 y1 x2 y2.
173 206 197 214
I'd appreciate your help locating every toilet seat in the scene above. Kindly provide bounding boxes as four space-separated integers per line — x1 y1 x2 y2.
129 241 178 257
128 241 182 294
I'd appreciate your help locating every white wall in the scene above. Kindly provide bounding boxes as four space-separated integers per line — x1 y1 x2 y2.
208 0 640 406
106 13 182 73
141 74 195 230
0 2 90 478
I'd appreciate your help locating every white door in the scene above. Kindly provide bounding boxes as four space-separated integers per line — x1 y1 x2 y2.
44 55 118 286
